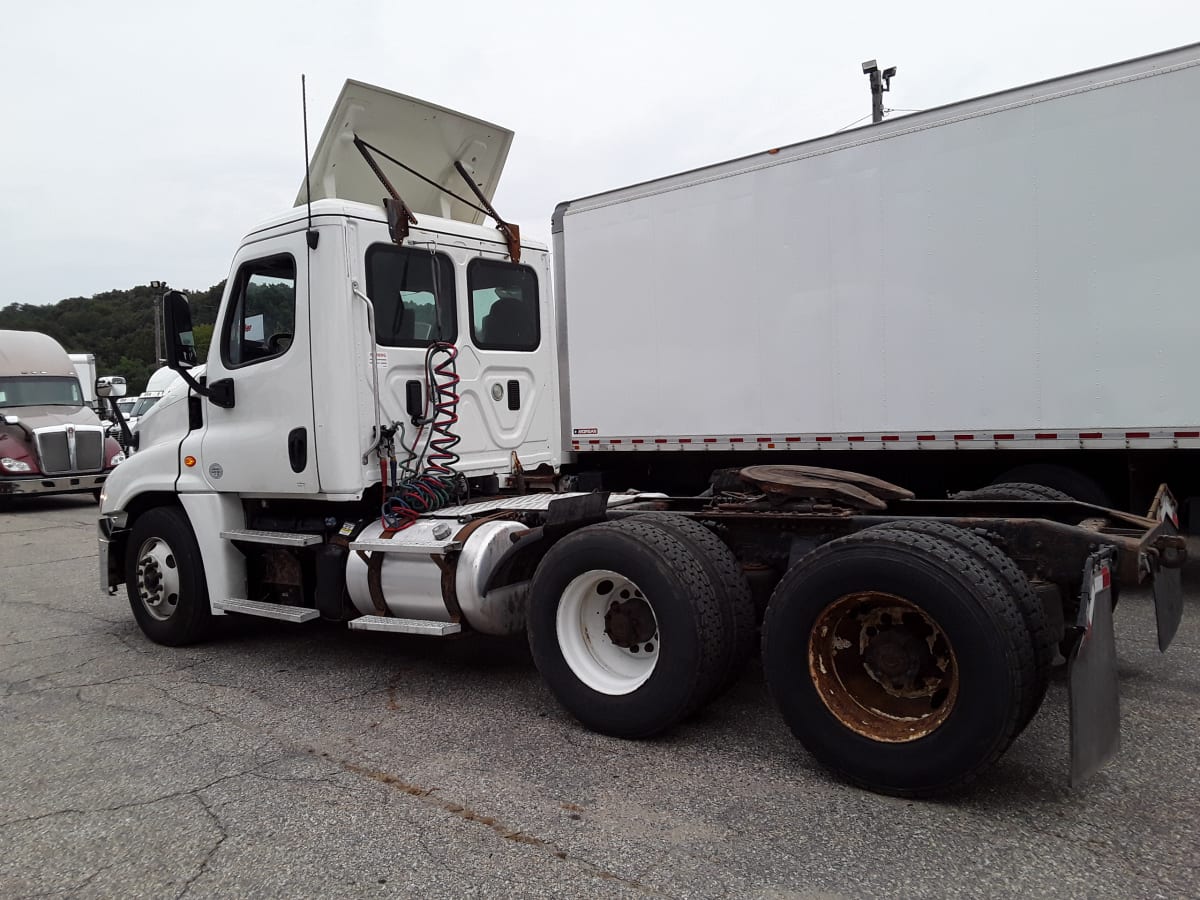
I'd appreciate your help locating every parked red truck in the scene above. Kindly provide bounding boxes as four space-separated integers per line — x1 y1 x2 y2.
0 330 126 501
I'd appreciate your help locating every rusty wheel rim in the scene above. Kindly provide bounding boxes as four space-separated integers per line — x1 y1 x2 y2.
809 591 958 742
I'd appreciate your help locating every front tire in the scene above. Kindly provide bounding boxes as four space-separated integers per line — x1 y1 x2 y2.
527 519 727 738
763 528 1032 796
125 506 213 646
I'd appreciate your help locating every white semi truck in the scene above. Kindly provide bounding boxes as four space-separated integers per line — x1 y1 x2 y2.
99 50 1191 796
106 366 183 445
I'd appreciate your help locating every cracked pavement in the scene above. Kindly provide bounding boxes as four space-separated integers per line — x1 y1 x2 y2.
0 495 1198 898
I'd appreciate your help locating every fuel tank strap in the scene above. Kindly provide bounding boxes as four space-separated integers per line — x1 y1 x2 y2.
359 525 403 616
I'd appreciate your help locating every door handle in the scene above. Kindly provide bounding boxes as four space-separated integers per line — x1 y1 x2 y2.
406 380 423 424
507 379 521 411
288 427 307 473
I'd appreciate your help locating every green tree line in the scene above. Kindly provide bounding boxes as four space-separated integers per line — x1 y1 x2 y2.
0 284 225 395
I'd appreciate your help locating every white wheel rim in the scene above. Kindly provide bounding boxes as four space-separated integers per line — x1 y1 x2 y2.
135 536 181 622
556 569 660 696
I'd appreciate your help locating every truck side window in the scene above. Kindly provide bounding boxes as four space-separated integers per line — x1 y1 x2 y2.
221 255 297 368
468 259 539 352
365 246 457 347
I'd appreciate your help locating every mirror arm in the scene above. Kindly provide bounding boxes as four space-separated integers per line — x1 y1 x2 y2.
174 368 235 410
174 366 206 395
105 396 135 448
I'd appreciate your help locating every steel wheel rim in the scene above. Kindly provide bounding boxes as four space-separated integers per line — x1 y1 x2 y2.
135 536 181 622
809 590 958 742
556 569 660 695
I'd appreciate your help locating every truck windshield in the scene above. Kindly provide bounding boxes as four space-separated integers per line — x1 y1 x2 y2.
130 395 161 417
0 376 83 408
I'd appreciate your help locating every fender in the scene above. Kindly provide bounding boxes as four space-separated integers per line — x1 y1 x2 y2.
100 438 183 515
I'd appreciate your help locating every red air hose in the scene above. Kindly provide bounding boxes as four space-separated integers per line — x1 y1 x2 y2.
381 342 463 530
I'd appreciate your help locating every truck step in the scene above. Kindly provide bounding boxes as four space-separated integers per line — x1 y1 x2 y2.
213 597 320 623
221 529 323 547
348 615 462 636
349 538 463 555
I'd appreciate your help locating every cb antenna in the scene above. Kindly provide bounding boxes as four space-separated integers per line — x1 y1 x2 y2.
302 74 318 250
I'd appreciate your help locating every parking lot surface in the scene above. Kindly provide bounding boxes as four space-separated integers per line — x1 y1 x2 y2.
1 495 1197 898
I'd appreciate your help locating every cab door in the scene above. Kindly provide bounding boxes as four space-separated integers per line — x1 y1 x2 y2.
199 232 317 494
455 255 556 473
362 241 461 468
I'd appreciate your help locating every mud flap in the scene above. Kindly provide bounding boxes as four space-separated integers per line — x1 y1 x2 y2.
1067 549 1119 788
1153 555 1183 652
1149 487 1184 652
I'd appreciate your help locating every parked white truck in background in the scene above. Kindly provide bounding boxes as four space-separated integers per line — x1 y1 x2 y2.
106 366 182 445
98 48 1192 796
1 330 126 500
69 353 98 413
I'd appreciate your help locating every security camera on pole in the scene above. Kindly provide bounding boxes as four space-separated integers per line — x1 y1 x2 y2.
861 60 897 123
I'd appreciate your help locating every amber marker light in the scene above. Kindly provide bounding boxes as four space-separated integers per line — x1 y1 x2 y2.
184 456 197 467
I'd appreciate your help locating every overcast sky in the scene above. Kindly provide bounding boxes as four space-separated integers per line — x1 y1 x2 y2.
1 0 1197 306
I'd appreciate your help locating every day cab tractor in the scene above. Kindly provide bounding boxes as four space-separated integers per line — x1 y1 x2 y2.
97 78 1187 796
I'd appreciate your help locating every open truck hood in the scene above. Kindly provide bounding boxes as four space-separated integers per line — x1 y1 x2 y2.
297 80 512 226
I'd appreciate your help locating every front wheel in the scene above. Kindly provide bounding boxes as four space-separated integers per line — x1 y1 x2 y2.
527 519 728 739
125 506 213 646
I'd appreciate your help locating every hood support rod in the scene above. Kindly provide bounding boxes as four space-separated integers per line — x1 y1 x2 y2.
353 136 419 244
452 160 521 263
349 134 520 262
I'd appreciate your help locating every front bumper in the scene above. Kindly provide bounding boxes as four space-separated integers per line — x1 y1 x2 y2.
0 472 109 497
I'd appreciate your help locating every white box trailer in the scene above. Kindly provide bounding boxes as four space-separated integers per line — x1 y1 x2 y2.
553 43 1200 513
98 59 1190 797
69 352 97 408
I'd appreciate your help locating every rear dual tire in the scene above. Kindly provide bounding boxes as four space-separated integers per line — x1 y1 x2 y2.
991 464 1112 508
863 521 1054 732
526 519 729 739
762 527 1035 796
953 482 1074 502
627 513 757 693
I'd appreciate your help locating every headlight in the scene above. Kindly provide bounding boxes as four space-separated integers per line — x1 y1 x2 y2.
1 457 32 473
109 452 126 466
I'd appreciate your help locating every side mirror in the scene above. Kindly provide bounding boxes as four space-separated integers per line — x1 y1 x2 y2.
3 414 19 426
163 290 198 370
96 375 127 399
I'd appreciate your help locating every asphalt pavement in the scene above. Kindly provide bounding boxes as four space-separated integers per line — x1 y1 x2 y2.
1 495 1197 898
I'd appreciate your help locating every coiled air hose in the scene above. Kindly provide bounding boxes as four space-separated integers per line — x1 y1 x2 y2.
381 341 464 530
